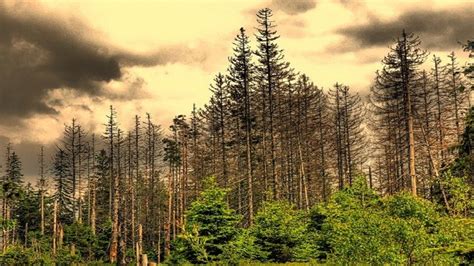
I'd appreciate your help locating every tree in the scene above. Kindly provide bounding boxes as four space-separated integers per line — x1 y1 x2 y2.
328 84 366 188
169 177 240 263
162 135 180 257
52 148 73 223
370 30 427 195
251 200 307 262
38 146 47 236
447 53 470 141
208 73 230 188
2 146 24 250
227 27 255 223
309 176 470 264
254 8 290 199
103 105 119 263
3 150 23 198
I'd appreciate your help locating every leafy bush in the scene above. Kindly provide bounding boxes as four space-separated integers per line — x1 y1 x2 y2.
308 176 473 265
221 229 266 263
55 247 82 265
166 175 473 264
168 176 240 264
0 245 34 265
251 201 308 262
63 222 98 261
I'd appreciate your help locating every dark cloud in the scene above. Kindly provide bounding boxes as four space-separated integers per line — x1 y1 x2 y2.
0 5 121 121
337 7 474 50
0 3 206 124
119 45 208 67
271 0 316 15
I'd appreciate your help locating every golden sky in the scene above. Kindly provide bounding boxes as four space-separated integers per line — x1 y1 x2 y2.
0 0 472 177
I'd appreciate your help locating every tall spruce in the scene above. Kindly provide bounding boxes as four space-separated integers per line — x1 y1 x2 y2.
254 8 289 199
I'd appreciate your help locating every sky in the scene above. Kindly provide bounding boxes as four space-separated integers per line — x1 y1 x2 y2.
0 0 472 180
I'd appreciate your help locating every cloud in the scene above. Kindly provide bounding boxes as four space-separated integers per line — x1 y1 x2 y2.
119 44 208 67
279 17 309 38
271 0 316 15
336 7 473 50
0 4 120 120
0 3 208 124
0 135 56 184
337 0 366 10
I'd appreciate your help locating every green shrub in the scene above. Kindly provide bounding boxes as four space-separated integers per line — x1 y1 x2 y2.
168 176 240 264
251 201 308 262
63 222 98 261
0 245 33 265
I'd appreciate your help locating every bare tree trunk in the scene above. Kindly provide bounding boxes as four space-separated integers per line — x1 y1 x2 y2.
24 223 28 246
297 139 309 210
109 128 121 263
165 167 172 257
335 85 344 189
401 33 417 196
245 105 254 224
157 205 162 265
318 98 327 201
78 126 83 223
52 200 58 255
89 135 96 235
71 119 78 222
138 224 143 257
39 146 46 236
342 89 354 185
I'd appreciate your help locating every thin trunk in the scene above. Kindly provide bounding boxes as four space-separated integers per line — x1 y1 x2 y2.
401 32 417 196
91 135 97 235
52 200 58 255
39 146 45 236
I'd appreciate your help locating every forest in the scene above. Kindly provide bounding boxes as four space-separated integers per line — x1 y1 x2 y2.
0 7 473 265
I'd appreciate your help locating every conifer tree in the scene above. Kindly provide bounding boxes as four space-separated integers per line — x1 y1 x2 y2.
370 30 427 195
255 8 289 199
53 148 72 223
227 27 255 223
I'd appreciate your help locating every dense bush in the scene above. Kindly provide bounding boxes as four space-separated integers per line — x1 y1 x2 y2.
311 177 473 265
168 177 241 264
168 175 473 265
63 222 99 261
250 200 309 262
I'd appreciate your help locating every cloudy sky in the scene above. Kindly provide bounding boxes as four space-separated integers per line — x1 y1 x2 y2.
0 0 472 179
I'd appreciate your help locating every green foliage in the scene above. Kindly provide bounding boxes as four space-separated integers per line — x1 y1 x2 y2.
385 193 438 223
165 174 473 264
2 150 24 207
168 176 240 264
251 201 308 262
441 171 472 217
63 222 98 261
27 231 52 255
0 245 54 265
0 245 34 265
15 185 45 242
55 247 82 265
95 219 113 260
0 217 16 231
330 175 381 210
434 217 474 264
168 225 209 265
323 208 398 264
221 229 266 263
308 176 473 265
382 194 441 264
460 106 474 157
451 107 474 179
